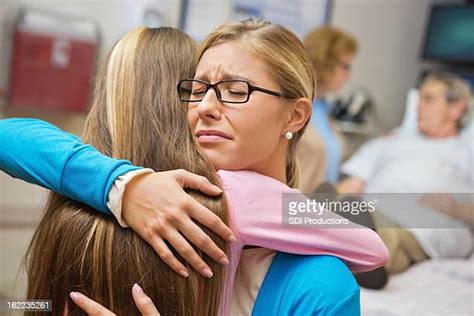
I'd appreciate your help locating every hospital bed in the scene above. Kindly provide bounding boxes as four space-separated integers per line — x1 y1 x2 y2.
360 89 474 315
361 253 474 315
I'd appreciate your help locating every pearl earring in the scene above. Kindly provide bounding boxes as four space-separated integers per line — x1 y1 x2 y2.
285 131 293 140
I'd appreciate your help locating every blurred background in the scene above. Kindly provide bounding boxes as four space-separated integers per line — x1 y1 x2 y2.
0 0 473 315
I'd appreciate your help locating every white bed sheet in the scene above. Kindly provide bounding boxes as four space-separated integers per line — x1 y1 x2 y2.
361 258 474 316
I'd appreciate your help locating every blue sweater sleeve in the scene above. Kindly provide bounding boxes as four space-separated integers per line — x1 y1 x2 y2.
0 118 143 213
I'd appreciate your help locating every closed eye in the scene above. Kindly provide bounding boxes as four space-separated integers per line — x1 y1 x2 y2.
191 89 207 96
228 89 247 95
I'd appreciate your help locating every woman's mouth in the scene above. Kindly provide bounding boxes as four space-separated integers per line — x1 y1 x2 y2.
195 130 232 143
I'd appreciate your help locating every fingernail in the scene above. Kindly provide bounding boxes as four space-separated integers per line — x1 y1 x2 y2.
213 185 223 192
133 283 144 295
69 292 79 301
228 235 236 243
179 270 189 278
202 268 213 278
219 257 229 265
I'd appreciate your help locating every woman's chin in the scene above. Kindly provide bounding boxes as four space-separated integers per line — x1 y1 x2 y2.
207 155 244 171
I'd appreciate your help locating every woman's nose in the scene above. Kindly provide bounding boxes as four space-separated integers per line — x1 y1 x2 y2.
196 88 222 120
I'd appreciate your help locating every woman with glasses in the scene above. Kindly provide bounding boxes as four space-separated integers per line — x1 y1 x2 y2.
1 20 386 315
301 26 358 183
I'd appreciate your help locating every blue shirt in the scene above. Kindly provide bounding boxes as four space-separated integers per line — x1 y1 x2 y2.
253 253 360 315
311 99 342 182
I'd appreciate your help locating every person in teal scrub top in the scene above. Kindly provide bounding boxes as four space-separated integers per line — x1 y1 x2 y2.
302 26 358 182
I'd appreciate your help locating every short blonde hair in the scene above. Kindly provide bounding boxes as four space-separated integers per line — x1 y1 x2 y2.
198 19 316 187
303 26 358 90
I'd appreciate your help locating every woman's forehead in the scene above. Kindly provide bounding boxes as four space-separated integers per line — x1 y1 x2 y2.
195 42 272 84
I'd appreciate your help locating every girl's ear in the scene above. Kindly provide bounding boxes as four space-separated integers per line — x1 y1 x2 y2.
283 98 312 135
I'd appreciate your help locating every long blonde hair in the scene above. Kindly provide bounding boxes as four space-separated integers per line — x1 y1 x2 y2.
198 19 316 187
25 27 229 316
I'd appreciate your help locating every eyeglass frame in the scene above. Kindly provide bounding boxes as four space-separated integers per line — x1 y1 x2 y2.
177 78 288 104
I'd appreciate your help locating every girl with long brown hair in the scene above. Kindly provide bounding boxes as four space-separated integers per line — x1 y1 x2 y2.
25 26 228 316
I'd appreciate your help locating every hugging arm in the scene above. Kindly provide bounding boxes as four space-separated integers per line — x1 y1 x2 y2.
219 170 389 272
0 118 140 213
0 118 234 277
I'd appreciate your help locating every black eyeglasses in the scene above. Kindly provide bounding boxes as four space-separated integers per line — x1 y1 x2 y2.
177 79 286 104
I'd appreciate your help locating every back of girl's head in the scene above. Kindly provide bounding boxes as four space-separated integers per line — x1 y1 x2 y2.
26 27 228 316
199 19 315 187
84 27 198 169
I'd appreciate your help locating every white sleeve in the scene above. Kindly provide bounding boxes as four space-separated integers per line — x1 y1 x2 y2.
341 137 386 181
107 168 154 227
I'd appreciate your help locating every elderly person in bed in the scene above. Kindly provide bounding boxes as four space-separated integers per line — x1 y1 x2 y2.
337 72 473 289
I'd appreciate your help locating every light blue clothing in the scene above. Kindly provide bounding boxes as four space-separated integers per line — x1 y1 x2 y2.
0 118 360 315
0 118 140 213
253 253 360 315
311 99 342 182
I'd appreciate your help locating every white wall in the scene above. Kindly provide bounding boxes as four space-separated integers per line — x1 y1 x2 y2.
0 0 181 96
331 0 433 131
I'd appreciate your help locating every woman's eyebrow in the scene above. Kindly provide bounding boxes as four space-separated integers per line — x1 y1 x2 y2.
194 71 252 83
220 71 249 81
